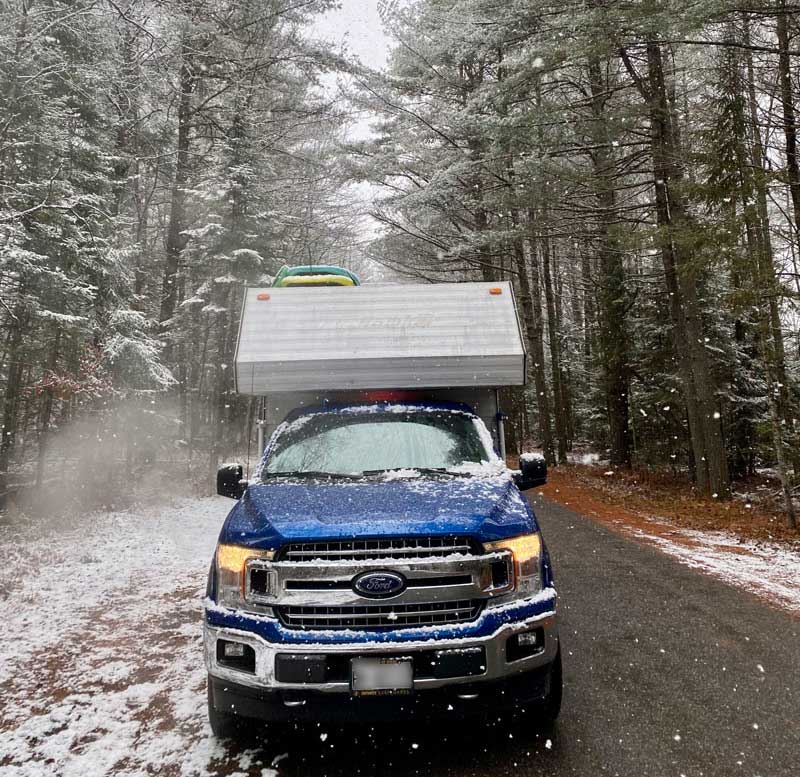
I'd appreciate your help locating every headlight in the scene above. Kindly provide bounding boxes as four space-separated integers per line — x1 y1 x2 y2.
484 533 542 598
215 544 275 609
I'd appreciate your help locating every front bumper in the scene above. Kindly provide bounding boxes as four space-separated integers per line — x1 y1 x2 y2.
208 662 555 722
204 595 558 696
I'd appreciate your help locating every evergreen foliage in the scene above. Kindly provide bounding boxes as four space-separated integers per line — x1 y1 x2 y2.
1 0 799 527
352 0 800 524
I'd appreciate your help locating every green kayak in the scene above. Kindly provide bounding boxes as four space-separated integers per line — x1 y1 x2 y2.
272 265 361 288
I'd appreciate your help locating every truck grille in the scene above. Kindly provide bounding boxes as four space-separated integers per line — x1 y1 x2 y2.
276 599 484 630
278 536 478 562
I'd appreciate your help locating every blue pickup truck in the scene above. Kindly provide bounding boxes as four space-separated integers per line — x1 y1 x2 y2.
204 278 560 734
205 399 560 734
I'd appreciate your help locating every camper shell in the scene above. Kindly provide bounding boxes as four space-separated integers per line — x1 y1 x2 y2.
234 281 527 394
235 281 527 458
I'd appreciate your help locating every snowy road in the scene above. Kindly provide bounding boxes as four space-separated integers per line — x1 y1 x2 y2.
1 494 799 777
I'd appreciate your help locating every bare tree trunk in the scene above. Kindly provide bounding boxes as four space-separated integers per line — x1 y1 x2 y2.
539 218 569 463
767 387 796 528
159 35 197 333
34 329 62 488
187 316 211 476
627 39 729 496
743 18 796 480
581 252 595 360
743 25 789 414
0 311 25 510
474 204 495 282
777 1 800 251
588 55 631 468
721 28 760 480
513 231 555 463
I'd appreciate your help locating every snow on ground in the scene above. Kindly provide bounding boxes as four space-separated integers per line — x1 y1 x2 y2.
3 492 797 775
565 451 605 467
0 496 278 777
0 498 218 685
628 525 800 614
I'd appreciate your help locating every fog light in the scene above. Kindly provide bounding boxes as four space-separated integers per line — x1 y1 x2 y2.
506 627 545 662
216 639 256 673
223 641 246 658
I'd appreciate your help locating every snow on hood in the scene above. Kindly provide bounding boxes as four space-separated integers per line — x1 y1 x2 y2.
219 472 537 549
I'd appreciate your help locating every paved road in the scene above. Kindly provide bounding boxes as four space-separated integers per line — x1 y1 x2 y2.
233 495 800 777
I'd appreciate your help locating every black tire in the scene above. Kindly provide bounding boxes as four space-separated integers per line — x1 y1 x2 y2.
207 681 250 740
540 647 563 722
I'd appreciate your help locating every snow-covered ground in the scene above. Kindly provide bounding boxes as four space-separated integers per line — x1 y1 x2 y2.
565 451 605 467
0 497 282 777
639 527 800 614
2 494 798 776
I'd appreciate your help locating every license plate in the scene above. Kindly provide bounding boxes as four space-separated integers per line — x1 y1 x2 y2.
351 657 413 696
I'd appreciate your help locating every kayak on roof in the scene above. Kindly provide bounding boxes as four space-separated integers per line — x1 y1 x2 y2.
272 264 361 288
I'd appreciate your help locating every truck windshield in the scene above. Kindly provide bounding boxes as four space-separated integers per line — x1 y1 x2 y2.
263 411 491 478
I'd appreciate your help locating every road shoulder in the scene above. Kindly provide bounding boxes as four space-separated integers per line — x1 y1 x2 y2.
538 468 800 616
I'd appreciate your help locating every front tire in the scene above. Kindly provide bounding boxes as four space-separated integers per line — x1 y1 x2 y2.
539 648 563 721
207 680 249 739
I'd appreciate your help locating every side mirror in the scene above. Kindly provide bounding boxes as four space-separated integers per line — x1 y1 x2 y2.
513 453 547 491
217 463 246 500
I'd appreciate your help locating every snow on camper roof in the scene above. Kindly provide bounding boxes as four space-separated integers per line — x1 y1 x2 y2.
234 281 527 394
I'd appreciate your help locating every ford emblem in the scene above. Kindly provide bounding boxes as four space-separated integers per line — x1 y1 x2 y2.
352 571 406 599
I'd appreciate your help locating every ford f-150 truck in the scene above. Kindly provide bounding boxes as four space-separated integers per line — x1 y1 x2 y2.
204 280 561 735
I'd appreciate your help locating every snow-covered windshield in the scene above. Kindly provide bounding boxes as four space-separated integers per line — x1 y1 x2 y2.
263 411 491 477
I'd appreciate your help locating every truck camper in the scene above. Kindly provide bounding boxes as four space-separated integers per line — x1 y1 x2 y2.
205 275 560 735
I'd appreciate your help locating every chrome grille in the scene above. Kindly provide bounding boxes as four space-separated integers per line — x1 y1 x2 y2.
276 599 484 630
279 536 478 562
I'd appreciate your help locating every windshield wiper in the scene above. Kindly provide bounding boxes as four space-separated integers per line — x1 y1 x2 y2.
262 470 362 481
360 467 470 478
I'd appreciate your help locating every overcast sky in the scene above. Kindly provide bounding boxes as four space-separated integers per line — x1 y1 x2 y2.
311 2 395 253
312 0 390 71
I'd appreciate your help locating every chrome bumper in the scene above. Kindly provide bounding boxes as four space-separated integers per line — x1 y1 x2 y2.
204 605 558 693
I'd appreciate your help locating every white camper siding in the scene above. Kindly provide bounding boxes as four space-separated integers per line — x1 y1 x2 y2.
235 282 526 394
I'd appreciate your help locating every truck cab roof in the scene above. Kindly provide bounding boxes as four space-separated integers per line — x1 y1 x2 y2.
281 399 480 422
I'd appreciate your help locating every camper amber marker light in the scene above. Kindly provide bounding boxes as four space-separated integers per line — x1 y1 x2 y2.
256 293 270 300
489 287 502 295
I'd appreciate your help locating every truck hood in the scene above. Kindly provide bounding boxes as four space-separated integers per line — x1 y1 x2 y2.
218 475 537 549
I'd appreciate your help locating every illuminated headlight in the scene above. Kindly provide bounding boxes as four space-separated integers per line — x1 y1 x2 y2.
483 533 543 598
215 544 275 609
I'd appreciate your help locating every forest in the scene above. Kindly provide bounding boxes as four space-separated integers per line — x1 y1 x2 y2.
1 0 799 528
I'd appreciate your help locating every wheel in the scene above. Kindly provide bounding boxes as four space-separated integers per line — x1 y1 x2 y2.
207 680 250 739
539 648 563 722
